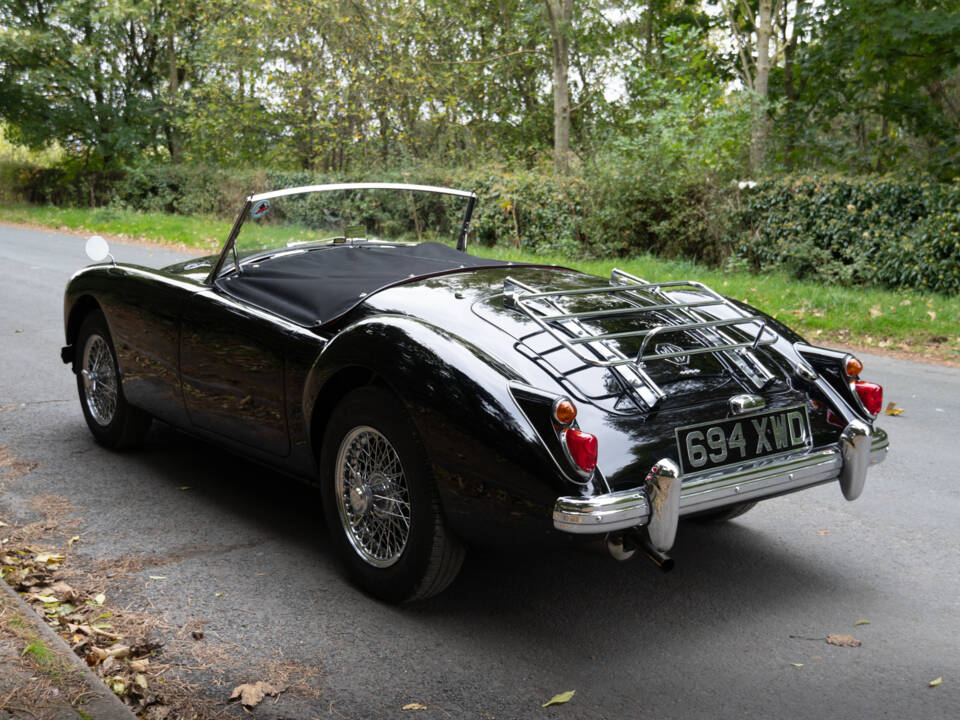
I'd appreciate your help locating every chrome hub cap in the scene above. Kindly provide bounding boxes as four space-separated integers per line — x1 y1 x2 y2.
349 484 370 515
81 333 118 426
335 427 411 568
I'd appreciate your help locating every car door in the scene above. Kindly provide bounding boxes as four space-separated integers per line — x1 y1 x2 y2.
179 289 290 457
105 269 195 428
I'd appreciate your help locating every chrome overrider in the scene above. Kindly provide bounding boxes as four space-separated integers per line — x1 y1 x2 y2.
552 421 890 551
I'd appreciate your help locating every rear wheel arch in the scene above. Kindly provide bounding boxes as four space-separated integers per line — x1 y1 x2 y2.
308 365 394 463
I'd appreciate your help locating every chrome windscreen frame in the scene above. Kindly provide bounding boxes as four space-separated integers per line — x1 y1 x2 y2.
205 183 478 285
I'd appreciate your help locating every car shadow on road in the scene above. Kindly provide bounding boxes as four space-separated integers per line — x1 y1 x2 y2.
131 422 866 633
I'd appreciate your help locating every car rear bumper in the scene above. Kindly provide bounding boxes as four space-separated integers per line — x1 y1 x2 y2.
553 422 889 548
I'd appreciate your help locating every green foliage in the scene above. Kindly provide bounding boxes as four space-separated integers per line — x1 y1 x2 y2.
734 175 960 294
772 0 960 178
583 26 753 262
111 164 266 217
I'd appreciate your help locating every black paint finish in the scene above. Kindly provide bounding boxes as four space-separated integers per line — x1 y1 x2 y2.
63 246 862 549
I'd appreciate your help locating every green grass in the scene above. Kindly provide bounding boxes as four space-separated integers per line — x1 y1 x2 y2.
479 246 960 356
4 203 230 252
4 202 959 358
22 639 60 670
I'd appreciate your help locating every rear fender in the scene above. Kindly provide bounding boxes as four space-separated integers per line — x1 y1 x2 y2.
304 315 573 545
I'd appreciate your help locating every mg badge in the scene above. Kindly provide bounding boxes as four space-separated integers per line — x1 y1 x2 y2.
654 342 690 367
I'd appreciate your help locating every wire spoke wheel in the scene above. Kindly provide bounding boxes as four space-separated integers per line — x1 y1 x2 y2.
335 426 411 568
81 333 118 426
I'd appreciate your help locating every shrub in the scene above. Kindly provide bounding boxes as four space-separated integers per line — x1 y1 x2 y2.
734 175 960 294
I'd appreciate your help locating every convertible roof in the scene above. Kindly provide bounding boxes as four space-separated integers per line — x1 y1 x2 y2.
214 241 536 327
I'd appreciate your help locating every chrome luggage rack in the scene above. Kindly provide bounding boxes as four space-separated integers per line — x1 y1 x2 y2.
503 269 779 408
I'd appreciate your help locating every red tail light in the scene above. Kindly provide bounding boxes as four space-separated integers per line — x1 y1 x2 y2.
854 381 883 416
563 429 598 473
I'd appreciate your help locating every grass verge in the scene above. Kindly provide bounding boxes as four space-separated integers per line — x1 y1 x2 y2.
4 202 959 362
1 594 82 689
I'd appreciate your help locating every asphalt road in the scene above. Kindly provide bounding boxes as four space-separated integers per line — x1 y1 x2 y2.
1 223 958 719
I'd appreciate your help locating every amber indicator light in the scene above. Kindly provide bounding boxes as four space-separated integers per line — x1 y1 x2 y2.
845 355 864 378
553 398 577 426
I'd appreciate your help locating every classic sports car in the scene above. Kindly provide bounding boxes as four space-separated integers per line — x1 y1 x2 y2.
62 183 889 602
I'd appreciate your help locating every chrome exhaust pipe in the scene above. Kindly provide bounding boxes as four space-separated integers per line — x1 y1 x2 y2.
606 530 675 572
639 541 674 572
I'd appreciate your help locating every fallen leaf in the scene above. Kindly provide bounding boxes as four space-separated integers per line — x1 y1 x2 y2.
229 681 282 709
135 674 148 690
542 690 576 707
929 677 942 687
791 663 804 668
402 703 428 711
927 310 936 321
49 581 77 602
129 659 150 672
148 576 167 580
215 592 225 598
106 645 130 659
110 677 126 695
817 530 830 535
826 634 861 648
869 305 883 318
884 403 903 416
35 553 64 565
854 619 870 626
34 594 58 604
93 593 106 606
0 521 7 527
899 299 911 306
178 486 191 491
68 535 81 546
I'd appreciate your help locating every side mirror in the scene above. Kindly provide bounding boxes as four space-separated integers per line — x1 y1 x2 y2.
85 235 111 263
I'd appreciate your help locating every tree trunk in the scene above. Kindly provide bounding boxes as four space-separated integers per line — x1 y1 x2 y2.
782 0 805 171
166 31 183 164
545 0 573 176
750 0 774 173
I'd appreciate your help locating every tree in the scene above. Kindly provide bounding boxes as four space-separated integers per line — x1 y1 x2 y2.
544 0 573 175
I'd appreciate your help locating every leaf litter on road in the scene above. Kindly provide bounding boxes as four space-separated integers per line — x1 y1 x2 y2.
826 634 862 648
929 677 942 687
229 680 285 709
542 690 575 707
402 703 429 711
854 619 870 626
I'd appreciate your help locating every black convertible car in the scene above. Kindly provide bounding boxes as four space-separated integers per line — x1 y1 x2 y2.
62 183 889 601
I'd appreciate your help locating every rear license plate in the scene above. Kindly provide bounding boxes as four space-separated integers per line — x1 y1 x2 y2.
675 405 812 475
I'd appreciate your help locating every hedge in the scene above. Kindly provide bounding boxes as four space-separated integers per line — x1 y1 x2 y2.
733 175 960 295
3 161 958 295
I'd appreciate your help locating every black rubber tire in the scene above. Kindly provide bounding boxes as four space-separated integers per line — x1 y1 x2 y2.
320 387 465 603
688 500 758 523
75 311 152 449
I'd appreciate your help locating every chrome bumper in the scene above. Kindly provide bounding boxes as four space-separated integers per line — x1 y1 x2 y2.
553 423 889 550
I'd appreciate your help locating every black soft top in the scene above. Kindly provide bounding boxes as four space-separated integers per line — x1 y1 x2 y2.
214 241 536 327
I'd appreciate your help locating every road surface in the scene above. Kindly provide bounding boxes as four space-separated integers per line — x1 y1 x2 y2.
0 223 957 718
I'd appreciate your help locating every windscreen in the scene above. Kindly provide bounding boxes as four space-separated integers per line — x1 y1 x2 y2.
234 186 472 257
